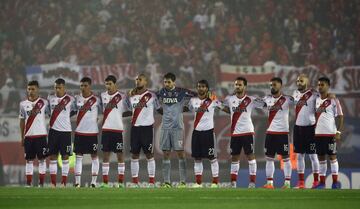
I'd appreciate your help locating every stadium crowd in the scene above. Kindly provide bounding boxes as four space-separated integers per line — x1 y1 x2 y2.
0 0 359 110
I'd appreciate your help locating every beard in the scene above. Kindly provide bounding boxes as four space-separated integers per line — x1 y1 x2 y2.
271 88 278 95
297 85 305 91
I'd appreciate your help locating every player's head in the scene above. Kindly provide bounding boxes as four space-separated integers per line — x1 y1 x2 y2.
270 77 282 95
163 72 176 90
296 74 309 92
317 77 330 94
135 73 148 89
80 77 92 95
54 78 66 97
197 80 209 96
27 80 39 98
105 75 117 92
234 77 247 94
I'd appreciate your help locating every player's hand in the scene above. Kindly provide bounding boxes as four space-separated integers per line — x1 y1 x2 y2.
207 91 217 100
128 88 137 96
335 132 341 141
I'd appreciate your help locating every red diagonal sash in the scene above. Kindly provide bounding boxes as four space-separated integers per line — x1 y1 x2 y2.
25 99 45 135
231 96 252 134
50 95 71 128
295 90 313 122
102 93 122 126
268 96 286 127
315 99 332 125
131 92 152 125
76 96 97 126
194 98 212 129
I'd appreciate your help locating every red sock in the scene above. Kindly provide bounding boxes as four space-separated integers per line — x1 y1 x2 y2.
39 174 45 185
103 175 109 184
51 174 57 186
299 173 305 181
26 175 32 185
313 173 319 182
231 174 237 182
132 177 139 184
118 174 124 183
61 176 67 185
250 175 256 183
320 176 326 184
196 175 202 184
149 177 155 184
212 177 219 184
332 174 338 183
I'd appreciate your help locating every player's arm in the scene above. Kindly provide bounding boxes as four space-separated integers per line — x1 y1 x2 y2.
221 96 231 114
183 106 190 112
334 99 344 141
122 95 133 117
19 119 25 146
157 108 163 115
222 106 230 114
122 111 133 117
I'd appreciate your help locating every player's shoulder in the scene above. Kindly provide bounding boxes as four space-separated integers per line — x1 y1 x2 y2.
225 94 235 100
263 94 272 100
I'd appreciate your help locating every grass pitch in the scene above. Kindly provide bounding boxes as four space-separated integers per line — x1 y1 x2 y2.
0 187 359 209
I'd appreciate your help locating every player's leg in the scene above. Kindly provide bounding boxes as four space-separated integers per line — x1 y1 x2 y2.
59 131 72 187
207 130 219 187
314 137 327 189
35 137 48 187
293 125 305 188
264 134 275 189
90 136 99 187
328 137 339 189
130 126 141 185
101 132 111 186
160 129 172 187
114 133 125 187
73 134 83 187
192 130 203 186
48 129 59 187
173 129 186 185
142 126 155 185
244 135 256 188
24 138 35 187
230 137 241 188
307 126 319 188
278 135 291 189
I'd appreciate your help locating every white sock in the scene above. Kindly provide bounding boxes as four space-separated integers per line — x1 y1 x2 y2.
50 160 57 175
297 153 305 174
283 158 292 180
62 160 69 177
330 159 339 175
75 155 83 184
230 161 239 176
147 158 156 178
118 163 125 176
38 160 46 175
210 159 219 178
102 162 110 176
266 157 275 183
26 161 34 176
309 154 319 174
248 159 257 176
194 161 203 176
131 159 139 178
319 160 327 177
91 157 99 185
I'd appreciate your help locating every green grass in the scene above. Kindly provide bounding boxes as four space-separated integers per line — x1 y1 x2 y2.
1 187 360 209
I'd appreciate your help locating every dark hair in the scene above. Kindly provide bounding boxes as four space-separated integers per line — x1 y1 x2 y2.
105 75 117 83
318 77 330 86
27 80 39 87
80 77 92 85
164 72 176 81
270 77 282 85
197 79 209 89
55 78 65 85
236 77 248 86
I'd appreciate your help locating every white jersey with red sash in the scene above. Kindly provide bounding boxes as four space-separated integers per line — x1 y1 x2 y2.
188 97 223 131
48 94 75 132
129 90 160 127
75 94 100 135
315 97 343 137
101 91 130 132
19 97 49 138
263 94 294 134
293 89 319 126
224 95 265 136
